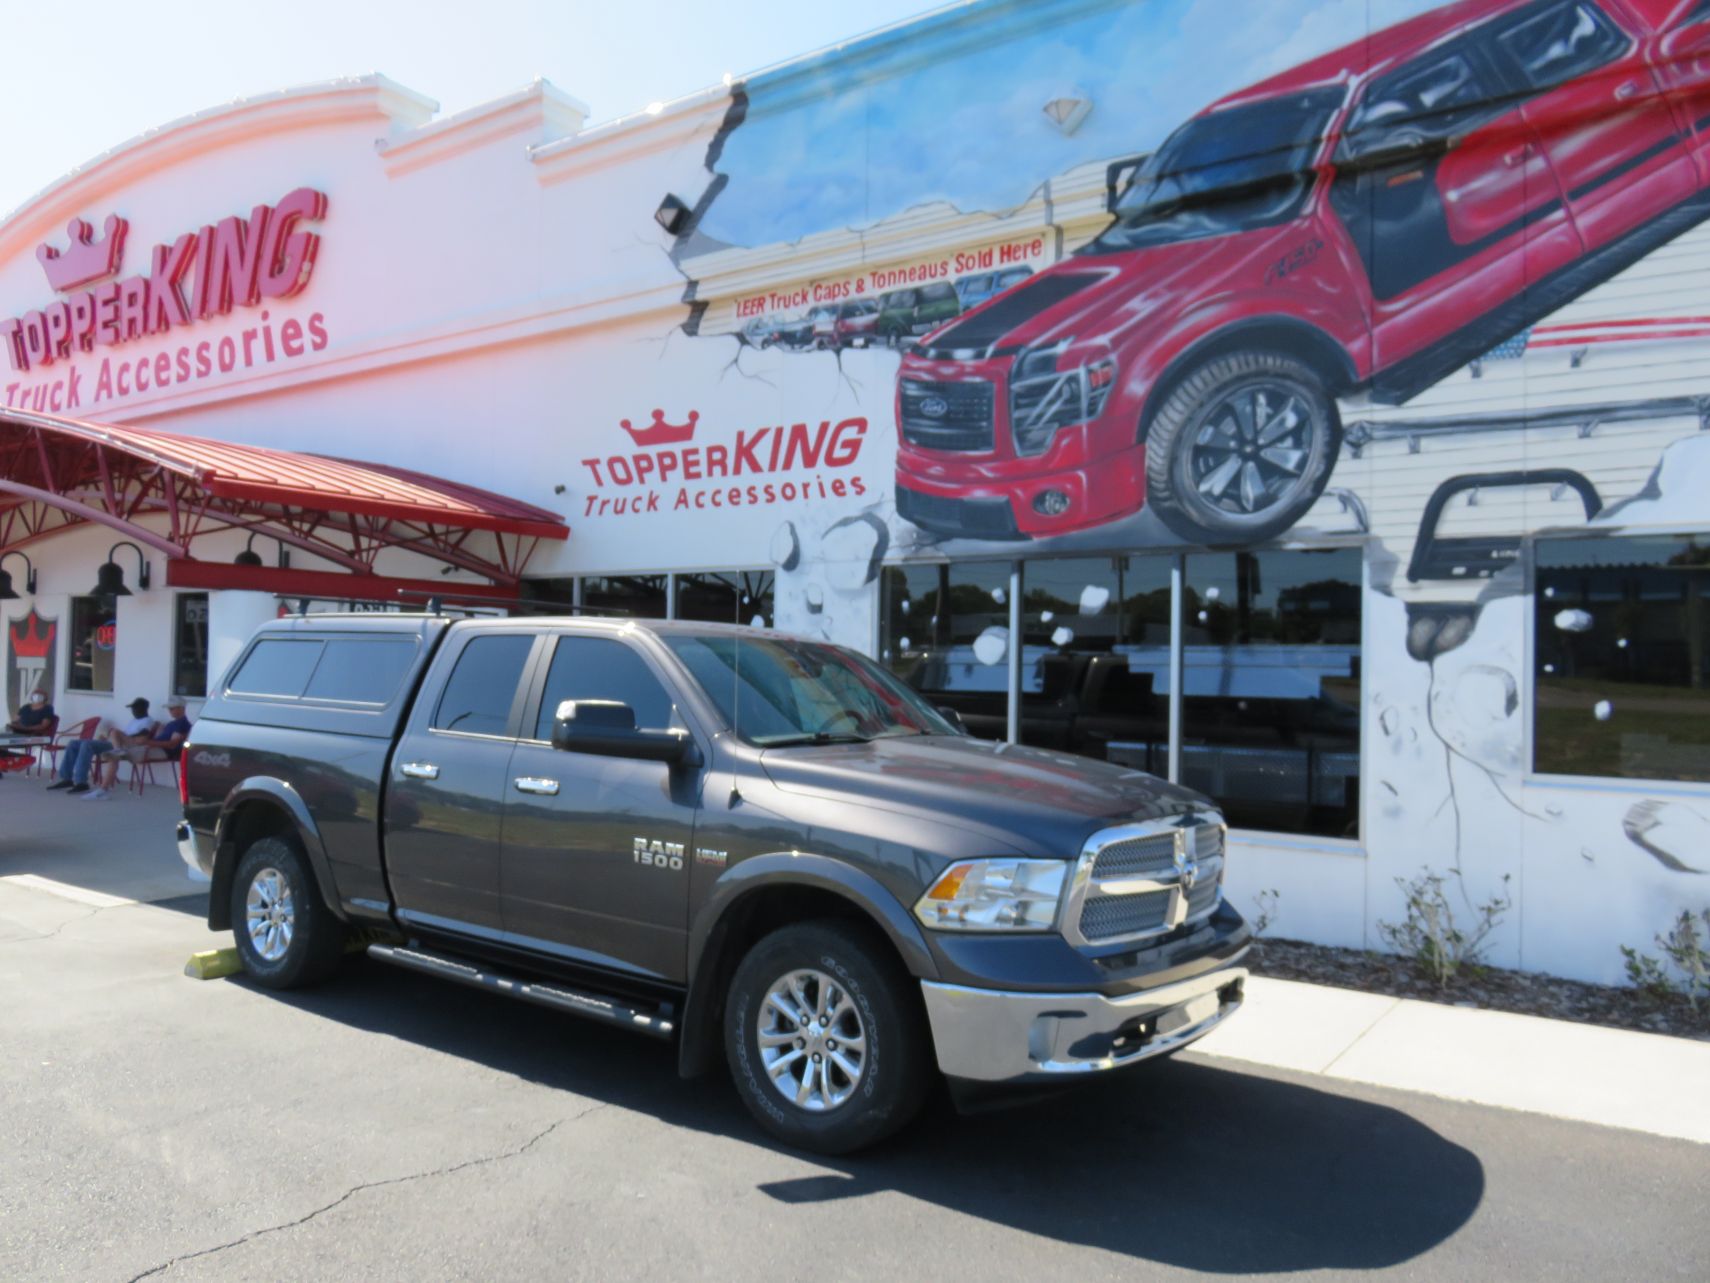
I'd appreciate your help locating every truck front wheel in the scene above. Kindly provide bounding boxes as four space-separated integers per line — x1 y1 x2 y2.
724 920 930 1154
229 836 346 990
1145 350 1340 546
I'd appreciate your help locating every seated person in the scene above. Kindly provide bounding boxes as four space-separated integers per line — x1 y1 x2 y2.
6 689 53 735
88 699 192 798
47 697 154 796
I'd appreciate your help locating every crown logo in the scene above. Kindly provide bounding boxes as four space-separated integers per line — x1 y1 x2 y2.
620 409 699 448
35 215 129 293
9 614 54 661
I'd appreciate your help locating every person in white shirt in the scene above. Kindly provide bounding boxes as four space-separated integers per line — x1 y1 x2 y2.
46 697 154 796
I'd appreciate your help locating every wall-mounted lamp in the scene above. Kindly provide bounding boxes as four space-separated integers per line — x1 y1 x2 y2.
234 532 290 569
0 551 36 600
91 541 150 598
654 194 691 236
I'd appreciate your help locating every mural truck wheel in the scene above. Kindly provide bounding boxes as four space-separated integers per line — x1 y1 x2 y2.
1145 351 1339 546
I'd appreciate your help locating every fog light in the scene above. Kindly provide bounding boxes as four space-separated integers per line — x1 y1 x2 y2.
1032 489 1072 517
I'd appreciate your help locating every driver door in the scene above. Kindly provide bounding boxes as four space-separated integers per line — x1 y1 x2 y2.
1329 34 1578 368
498 632 700 983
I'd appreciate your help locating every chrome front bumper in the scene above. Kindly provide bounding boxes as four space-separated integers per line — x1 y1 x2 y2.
176 820 214 878
920 964 1247 1083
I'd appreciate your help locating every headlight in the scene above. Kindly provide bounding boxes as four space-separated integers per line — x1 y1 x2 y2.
913 858 1068 932
1009 343 1118 455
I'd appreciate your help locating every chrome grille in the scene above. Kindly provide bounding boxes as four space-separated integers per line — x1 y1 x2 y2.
1079 891 1171 940
1091 832 1177 878
899 379 995 452
1068 817 1226 946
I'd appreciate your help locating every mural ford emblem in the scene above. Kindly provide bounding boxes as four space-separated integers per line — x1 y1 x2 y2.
919 395 949 418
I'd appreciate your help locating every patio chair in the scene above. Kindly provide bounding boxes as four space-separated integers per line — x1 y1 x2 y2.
126 747 181 796
36 716 96 778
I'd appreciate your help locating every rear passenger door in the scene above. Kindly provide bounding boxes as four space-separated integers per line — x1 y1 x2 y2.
385 629 540 941
499 632 700 983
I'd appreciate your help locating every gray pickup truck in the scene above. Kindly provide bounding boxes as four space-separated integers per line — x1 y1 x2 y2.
178 613 1249 1153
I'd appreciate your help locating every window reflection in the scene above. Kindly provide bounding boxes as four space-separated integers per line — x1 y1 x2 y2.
1182 549 1362 837
881 563 1012 735
1534 534 1710 782
1018 557 1173 770
676 570 775 627
580 575 668 619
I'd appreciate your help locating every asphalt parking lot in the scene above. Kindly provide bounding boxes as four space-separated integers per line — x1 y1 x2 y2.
4 789 1708 1282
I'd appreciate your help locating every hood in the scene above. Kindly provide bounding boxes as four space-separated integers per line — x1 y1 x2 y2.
920 223 1299 355
760 734 1210 855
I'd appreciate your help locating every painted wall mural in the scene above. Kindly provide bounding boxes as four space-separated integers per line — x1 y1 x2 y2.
636 0 1710 980
6 609 56 719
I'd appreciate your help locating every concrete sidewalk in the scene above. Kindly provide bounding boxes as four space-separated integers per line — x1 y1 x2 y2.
1194 974 1710 1145
4 777 1705 1147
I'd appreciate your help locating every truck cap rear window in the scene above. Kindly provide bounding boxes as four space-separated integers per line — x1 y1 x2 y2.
229 634 419 705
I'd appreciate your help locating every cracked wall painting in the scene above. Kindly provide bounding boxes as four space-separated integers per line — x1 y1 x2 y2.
585 0 1710 982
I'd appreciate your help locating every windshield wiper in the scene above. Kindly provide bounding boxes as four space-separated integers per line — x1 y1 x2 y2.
761 731 875 747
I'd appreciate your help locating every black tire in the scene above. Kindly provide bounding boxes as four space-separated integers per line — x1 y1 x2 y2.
724 920 930 1155
228 835 346 990
1144 350 1341 546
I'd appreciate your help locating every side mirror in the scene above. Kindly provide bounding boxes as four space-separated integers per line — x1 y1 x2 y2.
936 705 967 734
551 700 694 764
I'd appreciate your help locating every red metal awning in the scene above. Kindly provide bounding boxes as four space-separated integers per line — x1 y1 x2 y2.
0 406 568 598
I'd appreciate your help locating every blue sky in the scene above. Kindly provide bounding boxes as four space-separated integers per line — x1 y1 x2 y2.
699 0 1448 249
0 0 941 220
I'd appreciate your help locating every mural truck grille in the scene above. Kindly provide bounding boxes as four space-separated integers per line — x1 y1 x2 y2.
899 379 995 452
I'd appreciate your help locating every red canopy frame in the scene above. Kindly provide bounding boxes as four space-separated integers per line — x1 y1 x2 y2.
0 407 568 597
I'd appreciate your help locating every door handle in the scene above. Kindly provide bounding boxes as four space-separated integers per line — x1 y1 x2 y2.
1615 80 1639 101
398 762 439 780
1502 142 1535 168
514 777 560 796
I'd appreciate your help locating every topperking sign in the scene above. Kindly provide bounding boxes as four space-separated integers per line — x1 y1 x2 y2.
2 188 330 411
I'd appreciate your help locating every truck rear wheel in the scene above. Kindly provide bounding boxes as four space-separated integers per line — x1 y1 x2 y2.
229 836 346 990
724 920 929 1154
1145 350 1340 546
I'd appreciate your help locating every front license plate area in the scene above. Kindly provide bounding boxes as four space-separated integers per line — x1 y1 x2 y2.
1157 992 1219 1037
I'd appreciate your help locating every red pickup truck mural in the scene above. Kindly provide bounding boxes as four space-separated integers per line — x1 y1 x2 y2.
893 0 1710 545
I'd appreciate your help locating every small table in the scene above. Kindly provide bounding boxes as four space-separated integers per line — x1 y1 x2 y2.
0 732 51 774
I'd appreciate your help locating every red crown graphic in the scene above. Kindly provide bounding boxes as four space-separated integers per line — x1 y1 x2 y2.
35 215 129 293
9 615 54 661
620 409 699 447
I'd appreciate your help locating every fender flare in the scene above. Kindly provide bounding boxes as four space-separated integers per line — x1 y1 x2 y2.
676 852 941 1078
1139 313 1360 436
208 777 342 931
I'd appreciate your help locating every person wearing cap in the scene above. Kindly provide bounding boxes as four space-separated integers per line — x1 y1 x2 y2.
6 688 54 735
46 697 155 796
85 699 193 799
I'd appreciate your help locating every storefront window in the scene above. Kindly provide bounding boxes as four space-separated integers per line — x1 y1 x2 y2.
68 596 117 693
1534 533 1710 782
881 562 1012 737
1182 549 1362 837
675 570 775 627
1019 556 1172 769
173 593 209 698
580 575 668 618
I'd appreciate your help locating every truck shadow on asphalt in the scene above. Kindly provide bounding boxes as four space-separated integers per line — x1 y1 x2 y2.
254 957 1483 1274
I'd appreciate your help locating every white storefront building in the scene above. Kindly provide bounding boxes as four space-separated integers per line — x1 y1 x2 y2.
3 0 1708 985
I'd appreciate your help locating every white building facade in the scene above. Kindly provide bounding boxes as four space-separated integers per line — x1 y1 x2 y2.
3 0 1708 985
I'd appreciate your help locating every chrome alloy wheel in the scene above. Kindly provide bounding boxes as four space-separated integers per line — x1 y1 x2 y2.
757 968 868 1112
1189 382 1320 518
245 866 295 963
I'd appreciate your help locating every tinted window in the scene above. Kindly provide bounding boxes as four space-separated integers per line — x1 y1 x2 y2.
230 639 324 698
535 637 675 739
303 638 419 705
1093 90 1344 251
1534 533 1710 781
920 282 958 303
1344 47 1492 154
886 290 918 308
433 634 533 736
1494 2 1625 89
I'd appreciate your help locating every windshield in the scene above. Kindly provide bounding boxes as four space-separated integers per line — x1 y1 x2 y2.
665 633 956 746
1086 88 1344 253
